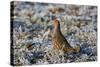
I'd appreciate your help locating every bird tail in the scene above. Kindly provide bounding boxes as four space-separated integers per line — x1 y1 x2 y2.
73 46 80 52
63 45 80 53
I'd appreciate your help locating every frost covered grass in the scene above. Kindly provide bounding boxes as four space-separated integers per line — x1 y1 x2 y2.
11 1 97 66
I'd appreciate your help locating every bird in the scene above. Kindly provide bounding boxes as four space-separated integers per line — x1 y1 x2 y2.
52 18 80 54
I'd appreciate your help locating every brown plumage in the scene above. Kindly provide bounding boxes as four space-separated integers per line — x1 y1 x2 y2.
52 19 80 53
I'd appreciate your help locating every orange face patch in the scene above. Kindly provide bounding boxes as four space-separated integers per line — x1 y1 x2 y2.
54 19 60 28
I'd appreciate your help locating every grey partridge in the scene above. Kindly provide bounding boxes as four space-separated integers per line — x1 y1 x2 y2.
52 19 80 53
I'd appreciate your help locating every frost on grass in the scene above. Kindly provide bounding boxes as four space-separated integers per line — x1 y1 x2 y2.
11 1 97 66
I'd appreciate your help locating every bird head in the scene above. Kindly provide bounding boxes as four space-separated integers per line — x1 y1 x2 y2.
53 19 60 29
